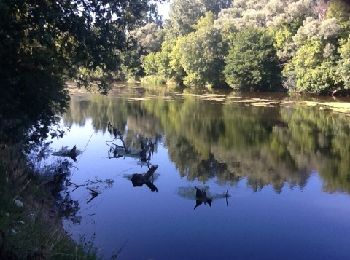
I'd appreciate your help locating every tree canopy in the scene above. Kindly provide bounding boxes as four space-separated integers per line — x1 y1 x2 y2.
224 28 281 91
0 0 162 118
141 0 350 94
2 0 350 106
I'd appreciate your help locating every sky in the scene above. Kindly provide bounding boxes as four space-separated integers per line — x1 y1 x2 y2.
158 1 170 19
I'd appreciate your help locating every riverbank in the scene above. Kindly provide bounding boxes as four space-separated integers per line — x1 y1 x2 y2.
45 89 350 259
0 143 97 259
66 82 350 116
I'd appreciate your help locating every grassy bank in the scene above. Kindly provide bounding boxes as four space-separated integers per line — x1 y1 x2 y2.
0 143 97 259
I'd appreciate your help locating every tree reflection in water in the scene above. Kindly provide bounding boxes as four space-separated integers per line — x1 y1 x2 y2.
63 93 350 195
105 120 159 167
178 186 230 209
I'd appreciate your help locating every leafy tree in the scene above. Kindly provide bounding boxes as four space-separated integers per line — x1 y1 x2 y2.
282 16 346 94
156 41 177 78
143 52 160 76
143 0 350 94
143 40 177 79
0 0 161 117
326 0 350 38
177 13 225 87
120 23 164 81
326 0 350 23
271 24 296 62
215 0 315 32
200 0 232 15
129 23 164 53
269 16 306 62
283 39 340 94
165 0 205 38
337 35 350 89
224 28 281 91
169 37 187 83
165 0 232 38
143 13 225 88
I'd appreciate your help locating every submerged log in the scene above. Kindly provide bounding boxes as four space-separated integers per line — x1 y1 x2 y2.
130 165 159 192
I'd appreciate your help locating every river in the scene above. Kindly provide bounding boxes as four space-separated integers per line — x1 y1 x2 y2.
46 87 350 259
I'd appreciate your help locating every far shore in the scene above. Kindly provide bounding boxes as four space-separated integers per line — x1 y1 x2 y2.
65 81 350 116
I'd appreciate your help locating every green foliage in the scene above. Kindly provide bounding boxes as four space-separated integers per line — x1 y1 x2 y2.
156 41 176 78
270 18 304 61
165 0 205 38
143 52 159 76
224 28 281 91
121 23 165 80
165 0 232 38
169 37 187 82
130 23 164 53
0 0 160 117
178 13 225 87
143 13 225 88
338 35 350 89
283 39 339 93
282 15 349 94
140 0 350 94
142 40 178 81
326 0 350 24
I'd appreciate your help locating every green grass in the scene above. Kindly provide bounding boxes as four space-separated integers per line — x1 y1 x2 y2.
0 144 98 259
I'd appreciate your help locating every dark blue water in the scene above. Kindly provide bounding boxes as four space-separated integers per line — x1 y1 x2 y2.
48 91 350 259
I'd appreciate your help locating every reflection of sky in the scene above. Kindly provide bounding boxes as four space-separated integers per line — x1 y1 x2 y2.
49 116 350 260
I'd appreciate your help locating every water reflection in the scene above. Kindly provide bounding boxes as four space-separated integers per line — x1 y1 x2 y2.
194 186 212 209
129 165 159 192
63 93 350 194
52 145 80 162
105 120 159 165
177 186 230 209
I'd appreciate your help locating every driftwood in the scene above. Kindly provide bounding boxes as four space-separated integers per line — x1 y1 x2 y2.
194 186 212 209
52 145 80 161
130 165 159 192
178 186 230 209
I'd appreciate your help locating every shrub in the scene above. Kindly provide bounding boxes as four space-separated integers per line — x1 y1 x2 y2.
224 28 281 91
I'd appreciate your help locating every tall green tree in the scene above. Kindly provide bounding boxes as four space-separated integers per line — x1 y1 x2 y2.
337 35 350 90
165 0 232 38
282 16 346 94
178 13 225 87
224 28 281 91
165 0 205 38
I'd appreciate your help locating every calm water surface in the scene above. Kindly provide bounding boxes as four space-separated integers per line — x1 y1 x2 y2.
48 90 350 259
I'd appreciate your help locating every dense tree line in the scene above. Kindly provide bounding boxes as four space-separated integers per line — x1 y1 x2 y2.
141 0 350 94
